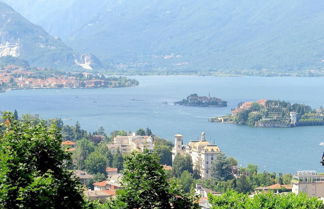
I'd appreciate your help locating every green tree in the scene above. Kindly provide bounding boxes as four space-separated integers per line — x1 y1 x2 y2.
282 173 293 185
154 144 172 166
235 175 253 193
85 151 107 175
95 142 113 166
246 164 258 175
96 126 106 135
172 154 193 177
13 109 18 120
49 118 64 130
145 128 153 136
211 152 234 181
209 190 324 209
110 150 199 209
208 190 248 209
0 113 88 209
110 130 128 138
179 171 195 193
73 138 95 170
75 121 83 140
227 157 238 167
135 128 146 136
112 149 124 171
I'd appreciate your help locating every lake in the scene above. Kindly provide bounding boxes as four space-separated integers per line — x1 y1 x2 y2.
1 76 324 174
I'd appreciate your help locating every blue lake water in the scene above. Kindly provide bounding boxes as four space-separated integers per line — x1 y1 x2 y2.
1 76 324 174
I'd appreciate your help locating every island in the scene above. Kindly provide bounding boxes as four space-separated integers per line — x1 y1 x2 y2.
210 99 324 128
0 66 139 92
175 94 227 107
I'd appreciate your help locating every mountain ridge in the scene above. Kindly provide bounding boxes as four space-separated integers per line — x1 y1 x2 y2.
0 1 102 70
2 0 324 72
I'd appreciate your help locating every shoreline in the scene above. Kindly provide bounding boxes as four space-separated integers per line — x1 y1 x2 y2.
104 71 324 78
0 84 139 94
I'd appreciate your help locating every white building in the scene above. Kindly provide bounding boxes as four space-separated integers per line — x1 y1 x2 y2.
172 132 221 179
292 171 324 197
290 112 298 125
107 134 154 154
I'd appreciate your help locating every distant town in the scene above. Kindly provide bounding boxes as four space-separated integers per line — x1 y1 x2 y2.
0 65 139 92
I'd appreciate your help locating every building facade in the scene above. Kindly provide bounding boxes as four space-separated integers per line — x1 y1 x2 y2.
107 134 154 154
292 171 324 197
172 132 221 179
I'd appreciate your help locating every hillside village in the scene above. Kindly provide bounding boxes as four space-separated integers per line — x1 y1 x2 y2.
60 130 324 208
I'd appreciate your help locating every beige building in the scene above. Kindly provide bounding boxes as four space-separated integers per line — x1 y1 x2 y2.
292 171 324 197
172 132 221 179
73 170 93 186
106 167 118 176
84 190 116 201
107 134 154 154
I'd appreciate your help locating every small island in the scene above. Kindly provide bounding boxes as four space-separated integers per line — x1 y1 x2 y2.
175 94 227 107
210 99 324 128
0 66 139 92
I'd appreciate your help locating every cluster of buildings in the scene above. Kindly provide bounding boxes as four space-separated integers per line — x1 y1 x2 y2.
73 168 122 201
0 67 118 90
107 134 154 154
64 132 324 207
231 99 267 115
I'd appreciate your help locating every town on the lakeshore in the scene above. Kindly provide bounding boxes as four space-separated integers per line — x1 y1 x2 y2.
0 65 139 92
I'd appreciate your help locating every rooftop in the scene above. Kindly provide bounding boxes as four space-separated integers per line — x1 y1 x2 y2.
93 181 108 187
162 165 172 171
73 170 94 180
106 167 118 173
255 184 292 191
62 140 76 146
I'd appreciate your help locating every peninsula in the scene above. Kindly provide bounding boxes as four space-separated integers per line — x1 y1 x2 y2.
0 66 139 92
210 99 324 128
175 94 227 107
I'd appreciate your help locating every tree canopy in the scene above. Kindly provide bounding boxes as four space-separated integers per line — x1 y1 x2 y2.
109 150 199 209
172 154 194 177
0 112 89 209
208 190 324 209
211 152 234 181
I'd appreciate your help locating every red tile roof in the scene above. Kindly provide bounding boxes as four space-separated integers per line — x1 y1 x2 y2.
67 148 76 152
101 190 116 196
162 165 172 171
106 167 118 173
62 141 76 146
93 181 108 187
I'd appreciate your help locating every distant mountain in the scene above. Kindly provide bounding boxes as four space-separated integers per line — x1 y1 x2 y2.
3 0 324 72
0 2 102 70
